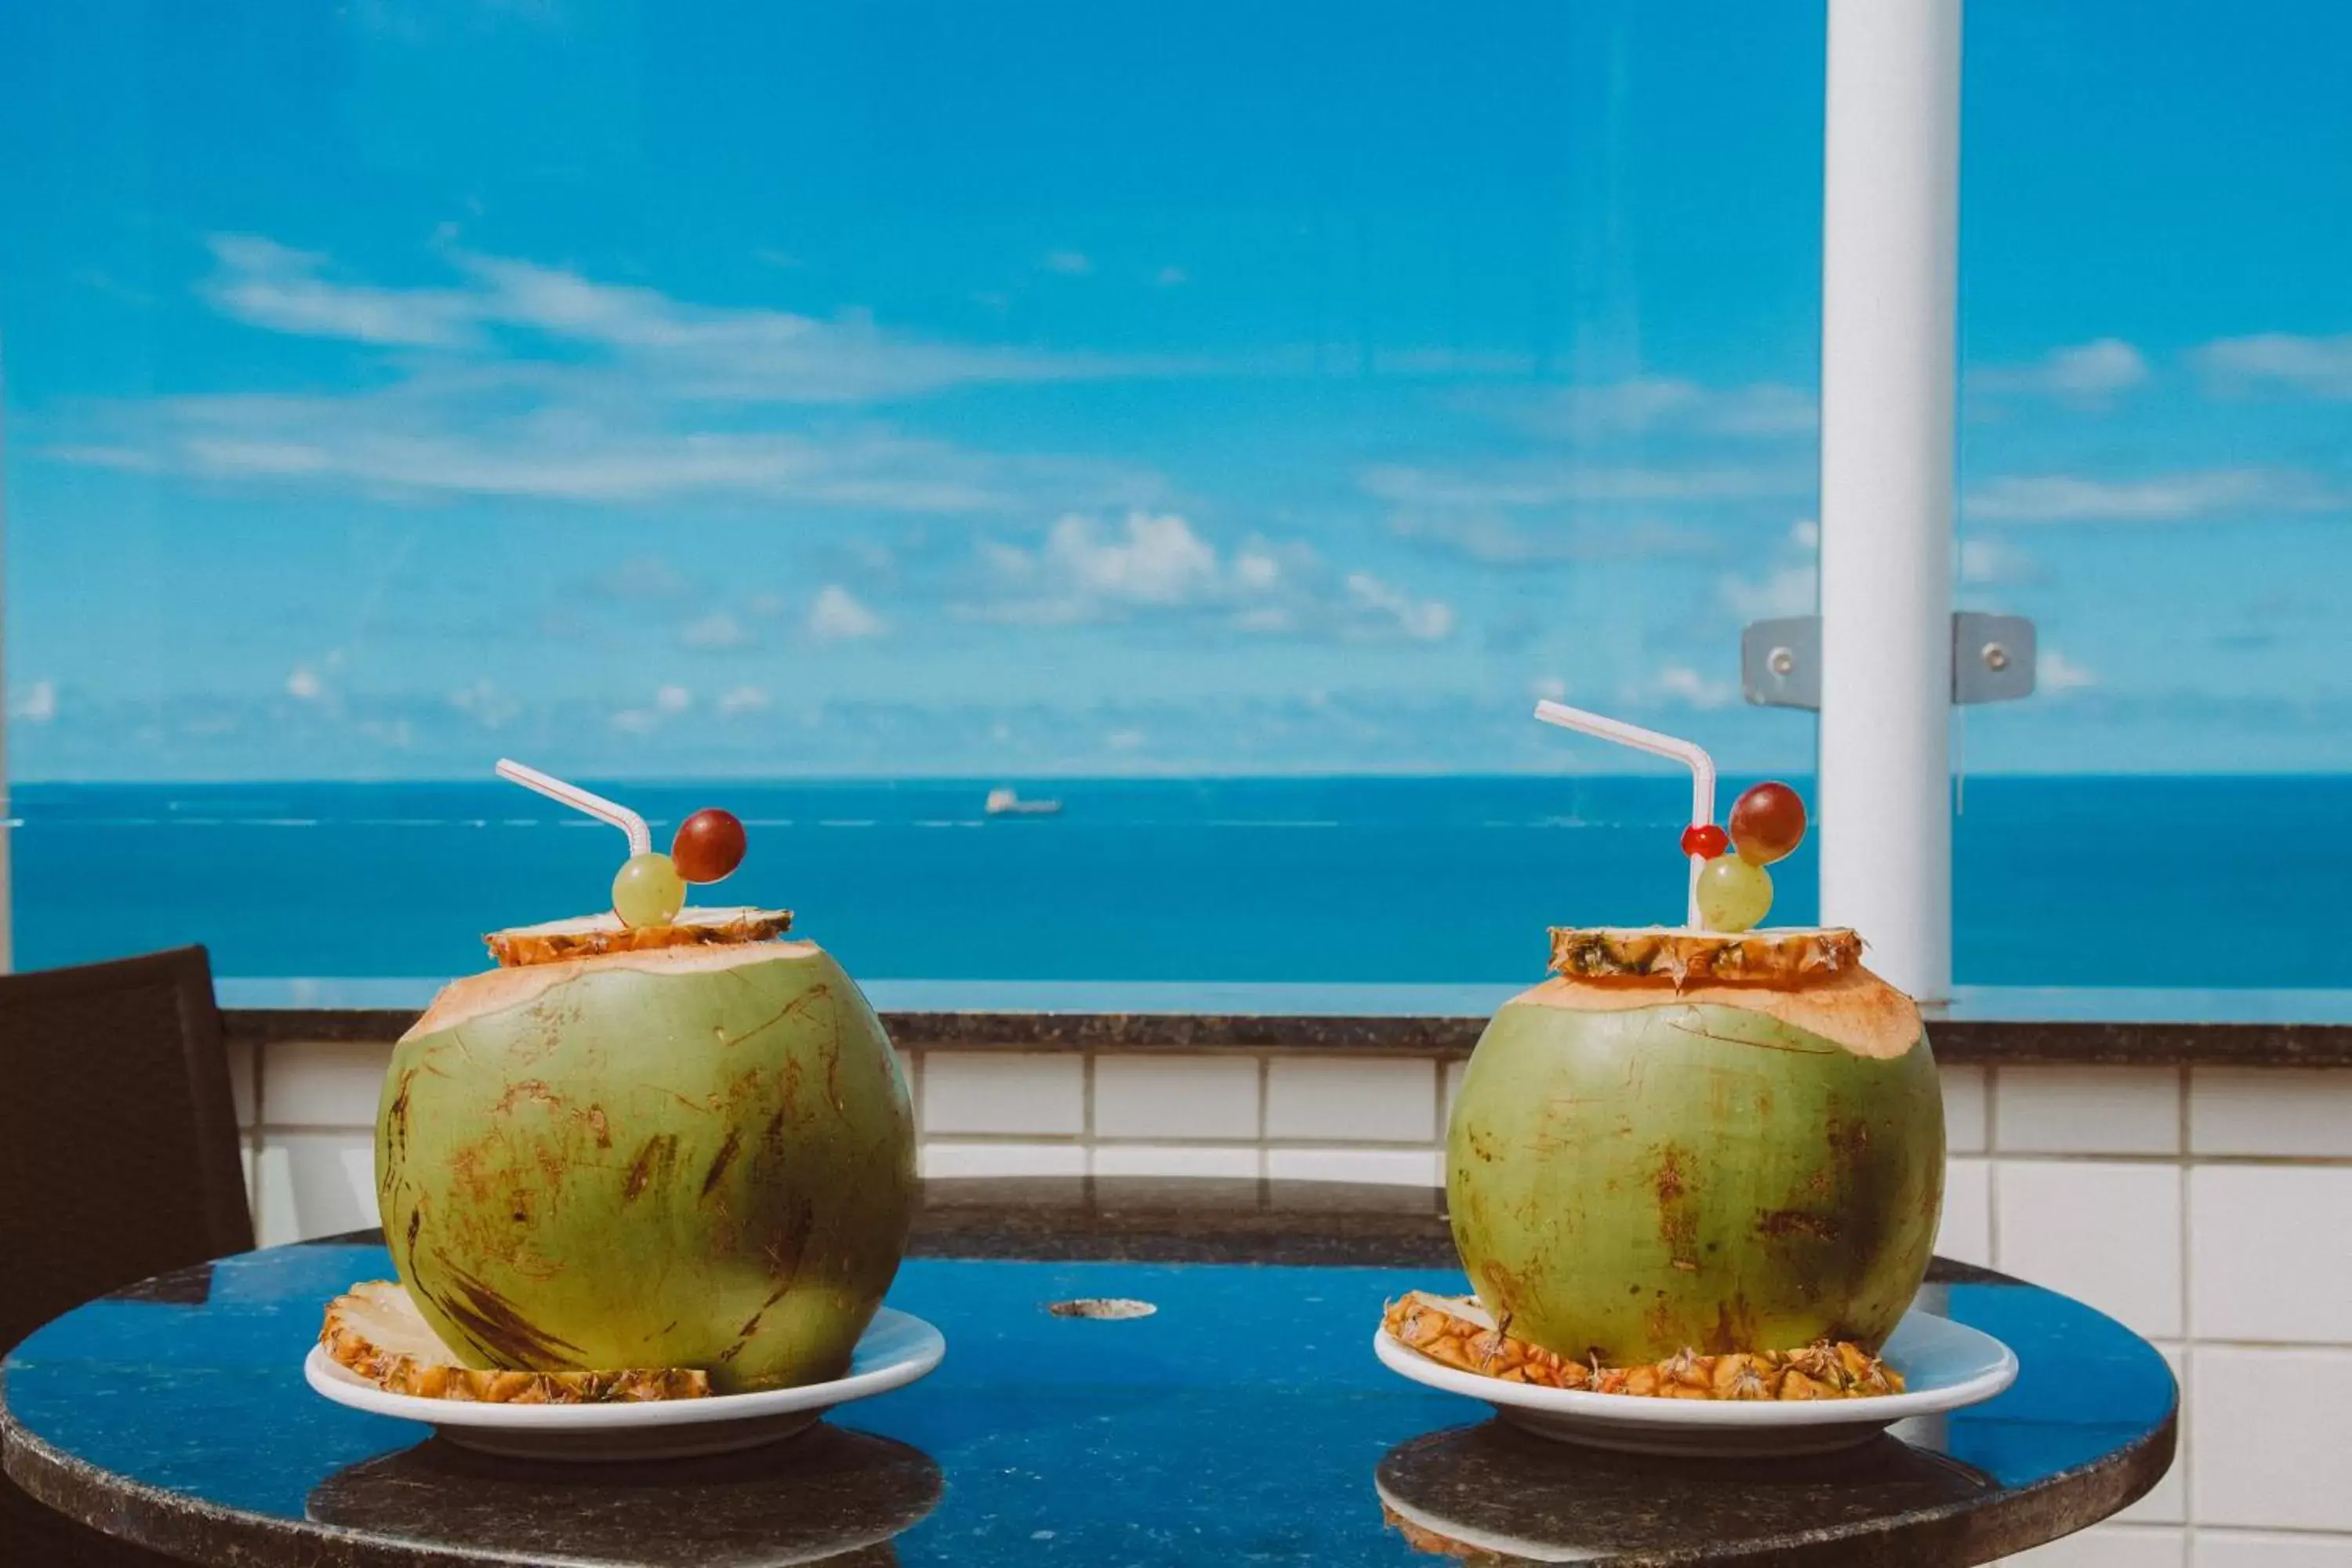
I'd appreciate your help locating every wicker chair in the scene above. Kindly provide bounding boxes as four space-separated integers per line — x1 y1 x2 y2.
1 946 254 1565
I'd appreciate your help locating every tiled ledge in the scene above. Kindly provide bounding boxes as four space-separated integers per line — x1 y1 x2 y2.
220 981 2352 1065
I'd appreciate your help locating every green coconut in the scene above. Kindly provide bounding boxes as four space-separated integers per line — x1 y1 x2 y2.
1446 960 1943 1365
376 934 916 1395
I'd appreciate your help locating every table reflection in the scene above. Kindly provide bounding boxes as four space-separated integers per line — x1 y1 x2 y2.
307 1425 941 1568
1375 1420 1995 1563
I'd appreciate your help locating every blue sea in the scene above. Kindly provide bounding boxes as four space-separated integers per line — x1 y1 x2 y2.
5 775 2342 991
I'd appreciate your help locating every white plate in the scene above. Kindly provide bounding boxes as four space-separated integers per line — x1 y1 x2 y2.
1374 1308 2016 1457
306 1307 945 1462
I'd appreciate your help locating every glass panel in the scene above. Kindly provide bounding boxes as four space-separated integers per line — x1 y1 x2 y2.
5 2 1828 985
1951 2 2352 986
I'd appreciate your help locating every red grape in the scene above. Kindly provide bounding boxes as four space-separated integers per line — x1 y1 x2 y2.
1680 822 1730 859
1728 782 1807 866
670 808 748 884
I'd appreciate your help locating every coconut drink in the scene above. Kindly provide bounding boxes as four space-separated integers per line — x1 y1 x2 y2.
1429 705 1942 1397
358 763 916 1399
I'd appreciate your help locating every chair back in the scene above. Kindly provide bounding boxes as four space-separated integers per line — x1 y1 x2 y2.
0 946 252 1356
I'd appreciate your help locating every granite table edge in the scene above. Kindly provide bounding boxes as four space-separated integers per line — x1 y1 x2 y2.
1 1202 2177 1568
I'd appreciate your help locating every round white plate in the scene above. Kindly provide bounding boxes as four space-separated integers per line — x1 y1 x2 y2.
306 1307 946 1462
1374 1308 2016 1457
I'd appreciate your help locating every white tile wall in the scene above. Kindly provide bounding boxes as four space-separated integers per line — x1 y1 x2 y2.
1265 1056 1435 1142
2192 1069 2352 1159
918 1142 1088 1178
895 1049 921 1121
1943 1064 1989 1154
2193 1534 2352 1566
1442 1059 1467 1130
1266 1146 1443 1186
919 1052 1086 1137
2190 1167 2352 1343
2002 1525 2187 1566
228 1037 259 1128
2191 1348 2352 1532
1093 1055 1260 1141
1995 1160 2184 1338
1997 1066 2181 1156
2115 1343 2187 1526
252 1131 378 1248
1091 1144 1261 1178
264 1039 394 1127
1937 1156 1993 1268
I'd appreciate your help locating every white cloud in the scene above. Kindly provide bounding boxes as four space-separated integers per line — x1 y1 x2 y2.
448 678 521 728
808 585 887 641
1042 251 1094 276
680 611 752 649
1105 728 1145 750
1789 517 1820 550
655 684 692 714
1363 461 1809 510
717 684 771 715
593 557 693 601
57 234 1174 514
1966 468 2343 522
1973 338 2149 406
1387 509 1702 566
1344 572 1456 641
2194 332 2352 399
2038 649 2098 694
1232 547 1282 591
1050 511 1220 605
285 666 325 701
203 234 477 347
1717 565 1815 620
1958 536 2033 585
1499 377 1817 439
1528 675 1569 702
205 238 1134 403
612 708 661 735
127 387 1141 511
1641 664 1736 710
967 513 1451 644
9 680 57 724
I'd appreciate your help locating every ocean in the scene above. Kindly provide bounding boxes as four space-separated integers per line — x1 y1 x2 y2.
4 775 2339 991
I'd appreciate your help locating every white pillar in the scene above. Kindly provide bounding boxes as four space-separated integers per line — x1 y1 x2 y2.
1817 0 1962 1000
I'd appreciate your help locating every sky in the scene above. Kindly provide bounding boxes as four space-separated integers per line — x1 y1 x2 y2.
1 0 2347 780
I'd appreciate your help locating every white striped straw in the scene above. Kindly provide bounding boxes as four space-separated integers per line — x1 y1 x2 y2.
1533 700 1716 927
495 759 652 857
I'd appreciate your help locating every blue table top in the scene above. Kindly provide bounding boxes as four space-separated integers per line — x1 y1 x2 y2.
2 1235 2175 1566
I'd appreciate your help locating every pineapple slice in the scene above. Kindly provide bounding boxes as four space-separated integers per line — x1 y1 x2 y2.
485 906 793 968
1381 1291 1904 1400
321 1281 710 1403
1548 925 1862 985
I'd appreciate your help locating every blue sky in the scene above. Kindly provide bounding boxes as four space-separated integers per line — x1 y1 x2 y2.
2 0 2347 779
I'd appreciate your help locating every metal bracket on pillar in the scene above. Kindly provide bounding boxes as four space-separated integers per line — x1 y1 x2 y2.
1740 613 2038 710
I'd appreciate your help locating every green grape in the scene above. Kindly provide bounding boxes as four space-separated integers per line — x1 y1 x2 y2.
612 851 687 928
1695 853 1773 933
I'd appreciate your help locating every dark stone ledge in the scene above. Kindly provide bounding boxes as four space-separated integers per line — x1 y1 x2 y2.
225 1005 2352 1066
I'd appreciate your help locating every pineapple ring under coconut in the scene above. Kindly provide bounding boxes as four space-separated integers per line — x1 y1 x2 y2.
322 1280 710 1403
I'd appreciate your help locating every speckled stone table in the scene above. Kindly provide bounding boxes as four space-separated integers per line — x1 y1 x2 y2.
2 1178 2175 1566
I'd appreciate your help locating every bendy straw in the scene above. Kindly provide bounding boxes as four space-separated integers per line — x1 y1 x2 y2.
1533 700 1717 927
495 758 652 857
